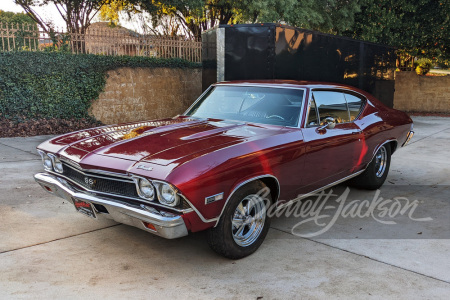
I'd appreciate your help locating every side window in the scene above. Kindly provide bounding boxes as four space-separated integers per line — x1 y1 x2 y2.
344 93 364 121
312 91 350 124
306 99 319 127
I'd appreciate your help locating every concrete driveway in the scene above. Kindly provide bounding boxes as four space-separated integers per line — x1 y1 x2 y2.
1 116 449 299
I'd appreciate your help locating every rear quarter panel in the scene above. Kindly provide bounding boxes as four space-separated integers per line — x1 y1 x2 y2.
356 94 413 168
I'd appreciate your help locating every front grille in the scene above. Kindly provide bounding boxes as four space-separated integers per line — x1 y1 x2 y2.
62 163 139 198
61 162 191 210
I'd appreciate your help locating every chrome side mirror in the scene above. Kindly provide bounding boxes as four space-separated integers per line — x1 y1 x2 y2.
317 117 336 131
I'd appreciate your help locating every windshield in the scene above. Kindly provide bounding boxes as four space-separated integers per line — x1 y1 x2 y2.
185 86 304 127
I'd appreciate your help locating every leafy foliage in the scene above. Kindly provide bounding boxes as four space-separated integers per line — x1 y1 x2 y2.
0 10 37 26
248 0 361 34
343 0 450 61
414 58 432 75
0 51 200 121
99 0 139 26
14 0 110 33
108 0 361 40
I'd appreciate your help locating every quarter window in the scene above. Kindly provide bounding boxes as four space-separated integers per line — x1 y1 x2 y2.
312 91 350 124
307 99 319 126
344 93 364 121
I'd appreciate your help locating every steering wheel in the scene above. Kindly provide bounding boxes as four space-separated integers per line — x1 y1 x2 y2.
267 115 285 120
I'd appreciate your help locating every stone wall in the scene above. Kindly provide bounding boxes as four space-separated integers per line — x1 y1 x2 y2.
394 72 450 113
90 67 202 124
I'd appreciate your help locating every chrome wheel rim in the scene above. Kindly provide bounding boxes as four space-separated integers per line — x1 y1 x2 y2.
374 146 387 177
231 194 266 247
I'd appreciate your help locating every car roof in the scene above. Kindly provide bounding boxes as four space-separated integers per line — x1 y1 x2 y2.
214 80 369 95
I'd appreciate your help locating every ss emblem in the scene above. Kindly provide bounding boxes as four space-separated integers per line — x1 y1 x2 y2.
84 177 96 187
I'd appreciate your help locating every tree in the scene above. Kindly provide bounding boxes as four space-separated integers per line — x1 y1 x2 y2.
0 10 37 26
246 0 360 35
99 0 139 26
14 0 113 33
344 0 449 63
102 0 361 40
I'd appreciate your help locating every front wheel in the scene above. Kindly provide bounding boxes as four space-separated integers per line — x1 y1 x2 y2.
206 181 272 259
348 143 391 190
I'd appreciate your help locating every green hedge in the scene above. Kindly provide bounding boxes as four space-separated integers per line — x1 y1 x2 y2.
0 52 201 121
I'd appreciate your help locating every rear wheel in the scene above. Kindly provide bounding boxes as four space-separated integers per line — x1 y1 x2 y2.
206 181 272 259
348 144 391 190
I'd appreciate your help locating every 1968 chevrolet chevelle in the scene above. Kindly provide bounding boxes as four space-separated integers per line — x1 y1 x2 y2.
35 80 414 258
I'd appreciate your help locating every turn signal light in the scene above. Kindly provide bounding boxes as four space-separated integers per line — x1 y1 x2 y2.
143 222 157 232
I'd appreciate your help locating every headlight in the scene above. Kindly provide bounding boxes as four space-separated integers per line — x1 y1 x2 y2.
137 178 155 200
156 182 179 207
48 154 64 173
38 151 53 171
132 176 180 207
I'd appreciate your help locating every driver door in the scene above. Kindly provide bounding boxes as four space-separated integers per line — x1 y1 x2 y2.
300 90 363 190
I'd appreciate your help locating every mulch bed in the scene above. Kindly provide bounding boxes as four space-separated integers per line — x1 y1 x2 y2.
0 117 103 138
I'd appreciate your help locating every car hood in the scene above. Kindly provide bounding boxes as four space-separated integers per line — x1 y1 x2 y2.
47 117 283 168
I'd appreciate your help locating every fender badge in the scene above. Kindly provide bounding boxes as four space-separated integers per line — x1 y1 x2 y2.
205 192 224 204
137 165 153 171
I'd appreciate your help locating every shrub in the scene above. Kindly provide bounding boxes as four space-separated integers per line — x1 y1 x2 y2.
0 52 201 120
414 58 432 75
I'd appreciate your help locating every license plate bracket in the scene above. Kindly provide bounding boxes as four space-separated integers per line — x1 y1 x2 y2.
72 198 96 218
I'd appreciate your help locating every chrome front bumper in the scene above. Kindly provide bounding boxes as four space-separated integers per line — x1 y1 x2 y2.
34 173 188 239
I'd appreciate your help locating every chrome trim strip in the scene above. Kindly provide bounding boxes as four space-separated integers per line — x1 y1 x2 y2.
213 174 281 227
183 85 214 116
372 139 398 159
310 86 369 100
46 171 193 214
63 163 134 183
59 157 82 169
304 92 316 128
60 157 131 179
276 169 365 210
181 195 219 224
215 83 308 90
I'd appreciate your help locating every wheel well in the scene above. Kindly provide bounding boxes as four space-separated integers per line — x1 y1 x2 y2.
388 141 398 154
258 177 280 203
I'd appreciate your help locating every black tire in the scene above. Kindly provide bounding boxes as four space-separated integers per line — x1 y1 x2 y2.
348 143 391 190
206 181 272 259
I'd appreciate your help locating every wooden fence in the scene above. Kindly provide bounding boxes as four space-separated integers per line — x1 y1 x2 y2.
0 22 202 62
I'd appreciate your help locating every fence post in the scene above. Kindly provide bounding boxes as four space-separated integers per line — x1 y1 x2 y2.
6 25 11 51
0 23 3 51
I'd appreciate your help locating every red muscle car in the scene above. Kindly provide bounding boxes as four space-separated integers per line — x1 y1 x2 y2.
35 80 414 258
